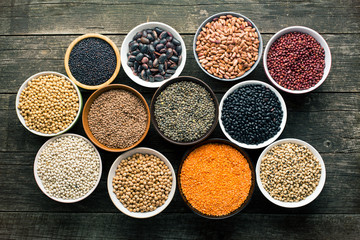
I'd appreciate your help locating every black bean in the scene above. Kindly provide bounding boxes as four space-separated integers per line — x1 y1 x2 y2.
149 44 155 53
152 30 158 39
147 33 155 42
128 55 136 62
146 69 151 77
135 53 144 62
176 45 182 56
159 54 167 64
159 31 168 39
155 44 165 52
142 30 147 37
148 60 153 68
172 38 181 46
140 44 149 53
154 27 163 35
131 50 140 56
133 32 142 40
154 75 164 81
166 42 175 49
159 64 165 75
166 48 173 59
221 84 283 145
127 62 134 67
130 42 139 51
160 38 167 45
170 55 179 63
159 48 167 54
153 39 160 47
134 61 139 71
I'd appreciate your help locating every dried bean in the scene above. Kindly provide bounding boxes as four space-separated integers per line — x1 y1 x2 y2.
195 15 259 79
128 27 182 82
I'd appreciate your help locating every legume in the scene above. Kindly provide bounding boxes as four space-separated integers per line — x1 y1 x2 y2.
18 74 79 134
112 153 173 212
154 81 216 142
88 89 148 149
69 37 117 86
267 32 325 90
195 15 260 79
260 142 322 202
180 143 252 216
127 27 182 82
37 135 101 200
221 84 283 145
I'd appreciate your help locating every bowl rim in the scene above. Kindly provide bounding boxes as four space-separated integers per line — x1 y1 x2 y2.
193 11 263 81
64 33 121 90
177 138 255 219
15 71 83 137
263 26 332 94
256 138 326 208
33 133 102 203
150 76 219 145
219 80 287 149
82 84 151 152
120 21 187 88
107 147 176 218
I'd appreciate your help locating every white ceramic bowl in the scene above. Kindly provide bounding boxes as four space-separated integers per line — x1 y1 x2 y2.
256 138 326 208
219 80 287 149
193 12 263 81
107 147 176 218
263 26 332 94
121 22 186 88
15 71 83 137
34 133 102 203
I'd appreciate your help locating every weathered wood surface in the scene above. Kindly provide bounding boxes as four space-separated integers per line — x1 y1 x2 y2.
1 213 359 240
0 0 359 239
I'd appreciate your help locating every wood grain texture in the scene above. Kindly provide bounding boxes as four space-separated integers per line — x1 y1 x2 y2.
0 212 359 240
0 34 359 93
0 0 359 239
0 0 358 35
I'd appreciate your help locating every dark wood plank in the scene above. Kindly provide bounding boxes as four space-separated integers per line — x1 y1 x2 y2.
0 151 359 214
0 0 358 35
0 212 359 239
0 34 358 94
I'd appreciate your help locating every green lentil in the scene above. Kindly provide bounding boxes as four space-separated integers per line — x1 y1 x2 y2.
154 81 215 142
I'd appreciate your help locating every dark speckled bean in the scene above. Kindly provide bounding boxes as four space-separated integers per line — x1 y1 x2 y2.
127 27 183 82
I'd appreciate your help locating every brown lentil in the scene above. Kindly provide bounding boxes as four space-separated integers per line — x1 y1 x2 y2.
112 153 173 212
18 74 79 134
88 89 147 149
260 142 322 202
195 15 260 79
180 143 252 216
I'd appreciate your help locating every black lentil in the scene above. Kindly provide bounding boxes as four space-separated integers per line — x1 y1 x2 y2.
69 38 117 86
154 81 215 142
221 84 283 145
128 28 182 82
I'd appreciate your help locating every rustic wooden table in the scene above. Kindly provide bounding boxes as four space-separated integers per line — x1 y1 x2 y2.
1 1 359 239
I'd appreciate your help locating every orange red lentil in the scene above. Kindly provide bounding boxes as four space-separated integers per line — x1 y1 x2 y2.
180 143 252 216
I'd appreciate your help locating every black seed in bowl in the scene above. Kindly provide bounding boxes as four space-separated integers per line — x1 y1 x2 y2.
69 38 117 86
221 84 283 145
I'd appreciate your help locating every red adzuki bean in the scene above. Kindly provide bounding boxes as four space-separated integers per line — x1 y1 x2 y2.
267 32 325 90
